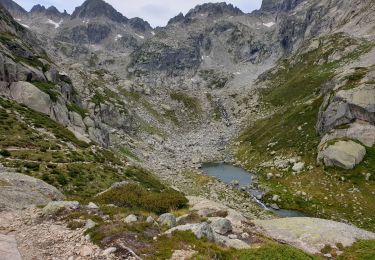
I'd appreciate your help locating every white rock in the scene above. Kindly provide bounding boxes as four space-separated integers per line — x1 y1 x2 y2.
146 216 156 224
85 219 96 230
87 202 99 210
292 162 305 172
103 247 117 255
272 195 280 202
124 214 138 223
80 245 93 257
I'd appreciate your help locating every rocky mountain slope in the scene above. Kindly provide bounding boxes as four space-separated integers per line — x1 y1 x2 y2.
0 0 375 258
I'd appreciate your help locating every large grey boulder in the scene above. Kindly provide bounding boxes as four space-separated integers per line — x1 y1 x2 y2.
318 140 366 169
211 218 232 235
158 213 177 228
8 81 51 115
166 222 215 241
0 171 64 211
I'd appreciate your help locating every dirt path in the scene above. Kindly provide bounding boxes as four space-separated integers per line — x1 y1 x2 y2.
0 208 114 260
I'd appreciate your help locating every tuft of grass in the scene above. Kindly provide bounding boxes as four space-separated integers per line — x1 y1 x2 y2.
170 91 201 115
67 103 88 118
338 240 375 260
31 81 60 102
342 67 369 90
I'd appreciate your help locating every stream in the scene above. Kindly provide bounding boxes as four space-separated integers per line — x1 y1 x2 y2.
201 162 305 218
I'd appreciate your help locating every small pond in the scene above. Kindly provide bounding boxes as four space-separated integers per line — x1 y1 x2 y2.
201 162 305 218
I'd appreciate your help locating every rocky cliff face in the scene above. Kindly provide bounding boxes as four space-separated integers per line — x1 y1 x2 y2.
260 0 306 12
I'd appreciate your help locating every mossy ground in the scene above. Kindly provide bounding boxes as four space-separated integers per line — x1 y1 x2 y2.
235 33 375 231
338 240 375 260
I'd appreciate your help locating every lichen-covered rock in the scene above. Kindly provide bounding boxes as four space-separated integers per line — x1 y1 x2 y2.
318 140 366 169
43 201 80 215
158 213 177 228
214 234 251 249
211 218 232 235
166 222 215 241
254 217 375 254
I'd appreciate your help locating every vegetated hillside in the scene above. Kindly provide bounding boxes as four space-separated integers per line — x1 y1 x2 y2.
235 32 375 231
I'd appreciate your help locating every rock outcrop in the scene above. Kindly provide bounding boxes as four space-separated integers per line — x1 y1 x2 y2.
0 171 64 211
255 217 375 254
317 85 375 134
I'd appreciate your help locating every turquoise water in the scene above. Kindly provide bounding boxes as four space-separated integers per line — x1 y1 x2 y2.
201 162 305 218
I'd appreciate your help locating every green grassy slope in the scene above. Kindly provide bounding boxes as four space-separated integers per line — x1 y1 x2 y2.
235 33 375 231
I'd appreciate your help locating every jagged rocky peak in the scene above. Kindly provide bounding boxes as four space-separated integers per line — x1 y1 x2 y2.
260 0 306 12
30 4 45 13
30 4 68 17
168 2 243 25
71 0 128 23
186 2 243 18
0 0 27 17
128 17 152 32
168 12 185 25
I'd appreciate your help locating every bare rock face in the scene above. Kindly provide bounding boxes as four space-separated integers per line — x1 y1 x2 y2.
0 171 64 211
254 217 375 254
260 0 306 12
318 140 366 169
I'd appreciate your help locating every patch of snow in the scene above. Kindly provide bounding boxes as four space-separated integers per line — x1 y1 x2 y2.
135 33 145 39
16 18 21 21
263 22 275 28
234 72 241 75
20 23 29 28
115 34 122 41
47 19 63 29
151 31 155 36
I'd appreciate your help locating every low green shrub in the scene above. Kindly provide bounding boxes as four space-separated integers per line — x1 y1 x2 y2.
0 149 11 157
96 183 188 214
